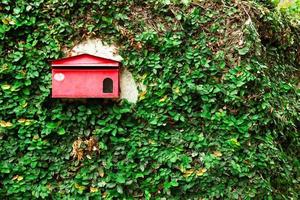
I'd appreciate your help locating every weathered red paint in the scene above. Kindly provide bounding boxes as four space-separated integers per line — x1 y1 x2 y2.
51 54 120 98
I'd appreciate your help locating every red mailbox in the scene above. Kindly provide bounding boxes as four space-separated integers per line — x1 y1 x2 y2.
51 54 120 98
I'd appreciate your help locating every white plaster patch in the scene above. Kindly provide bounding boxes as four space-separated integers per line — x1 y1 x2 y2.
67 38 140 103
70 38 122 61
120 68 139 103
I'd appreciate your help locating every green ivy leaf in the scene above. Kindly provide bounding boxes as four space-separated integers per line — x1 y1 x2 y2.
116 175 126 184
58 128 66 135
238 46 250 55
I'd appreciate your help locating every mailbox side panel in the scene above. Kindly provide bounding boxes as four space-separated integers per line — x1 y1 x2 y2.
52 69 119 98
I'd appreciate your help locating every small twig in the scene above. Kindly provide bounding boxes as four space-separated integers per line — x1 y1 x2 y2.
241 4 260 36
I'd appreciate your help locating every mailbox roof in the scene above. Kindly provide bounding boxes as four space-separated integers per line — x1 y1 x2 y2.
51 54 120 67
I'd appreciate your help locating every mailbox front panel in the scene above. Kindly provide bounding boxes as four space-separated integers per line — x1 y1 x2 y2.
52 69 119 98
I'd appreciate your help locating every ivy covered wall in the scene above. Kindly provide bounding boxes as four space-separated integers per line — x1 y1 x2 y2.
0 0 299 199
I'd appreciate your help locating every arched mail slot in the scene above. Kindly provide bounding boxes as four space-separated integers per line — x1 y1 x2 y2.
103 78 113 93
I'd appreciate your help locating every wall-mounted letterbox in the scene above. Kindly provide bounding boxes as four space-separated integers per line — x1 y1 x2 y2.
51 54 120 98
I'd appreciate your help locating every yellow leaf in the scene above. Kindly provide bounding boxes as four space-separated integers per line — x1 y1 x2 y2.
159 95 168 102
183 169 194 178
148 139 155 145
20 69 26 75
139 90 147 101
173 87 180 94
0 120 13 127
2 18 10 25
98 168 105 177
18 118 32 125
12 175 24 181
229 138 240 146
33 135 39 140
22 102 28 108
1 84 11 90
17 176 23 181
24 120 32 125
18 118 26 123
141 73 147 80
10 86 20 92
1 64 9 72
47 183 52 190
102 192 108 198
179 165 186 173
75 183 86 191
0 121 7 127
196 168 207 176
213 151 222 157
277 0 293 9
90 187 98 193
